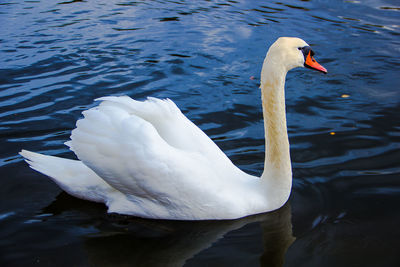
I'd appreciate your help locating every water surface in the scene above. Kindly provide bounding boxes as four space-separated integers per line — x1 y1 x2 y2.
0 0 399 266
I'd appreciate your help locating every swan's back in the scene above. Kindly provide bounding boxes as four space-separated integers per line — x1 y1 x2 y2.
66 96 255 219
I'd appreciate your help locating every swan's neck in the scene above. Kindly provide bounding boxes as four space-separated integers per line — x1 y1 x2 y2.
260 65 292 179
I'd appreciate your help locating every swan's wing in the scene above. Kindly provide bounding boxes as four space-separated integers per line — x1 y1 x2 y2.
71 96 237 170
68 96 243 218
93 96 207 152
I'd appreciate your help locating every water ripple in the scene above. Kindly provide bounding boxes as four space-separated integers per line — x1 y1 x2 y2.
0 1 399 265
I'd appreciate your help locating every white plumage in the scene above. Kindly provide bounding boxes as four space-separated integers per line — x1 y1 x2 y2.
20 37 327 220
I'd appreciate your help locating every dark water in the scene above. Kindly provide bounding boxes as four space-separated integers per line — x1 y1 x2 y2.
1 0 399 266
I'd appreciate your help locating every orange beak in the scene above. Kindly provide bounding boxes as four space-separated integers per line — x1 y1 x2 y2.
305 52 327 74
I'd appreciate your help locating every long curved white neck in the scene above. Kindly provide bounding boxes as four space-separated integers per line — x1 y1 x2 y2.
260 63 292 180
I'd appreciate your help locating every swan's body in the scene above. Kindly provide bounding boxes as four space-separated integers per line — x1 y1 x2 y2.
20 37 326 220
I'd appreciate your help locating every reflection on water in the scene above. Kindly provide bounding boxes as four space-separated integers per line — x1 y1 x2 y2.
6 193 294 267
83 203 293 267
0 0 399 266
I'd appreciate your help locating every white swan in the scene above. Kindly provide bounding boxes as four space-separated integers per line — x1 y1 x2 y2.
20 37 327 220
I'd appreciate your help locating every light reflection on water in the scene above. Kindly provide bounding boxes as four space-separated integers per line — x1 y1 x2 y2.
0 0 399 266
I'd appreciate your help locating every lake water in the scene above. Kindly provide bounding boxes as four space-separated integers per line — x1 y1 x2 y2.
1 0 399 266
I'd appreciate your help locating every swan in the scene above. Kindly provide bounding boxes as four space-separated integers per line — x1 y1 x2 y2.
20 37 327 220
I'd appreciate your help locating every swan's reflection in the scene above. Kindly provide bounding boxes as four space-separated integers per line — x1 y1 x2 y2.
43 194 294 267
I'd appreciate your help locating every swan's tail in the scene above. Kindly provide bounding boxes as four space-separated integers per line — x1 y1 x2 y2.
20 149 71 181
19 149 115 203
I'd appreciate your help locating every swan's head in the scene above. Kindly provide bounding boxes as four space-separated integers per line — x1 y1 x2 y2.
263 37 327 75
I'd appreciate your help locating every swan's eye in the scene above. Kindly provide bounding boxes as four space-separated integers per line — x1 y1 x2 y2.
298 47 302 50
299 46 315 58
